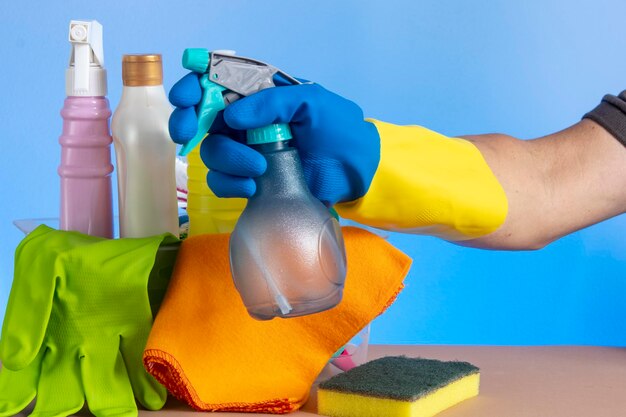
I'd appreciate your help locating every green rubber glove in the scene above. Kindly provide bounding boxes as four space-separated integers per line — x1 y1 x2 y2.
0 225 178 417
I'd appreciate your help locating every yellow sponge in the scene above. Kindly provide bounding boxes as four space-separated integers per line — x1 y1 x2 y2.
318 356 479 417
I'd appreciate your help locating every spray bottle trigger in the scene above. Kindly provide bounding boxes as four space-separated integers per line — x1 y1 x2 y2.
179 75 227 156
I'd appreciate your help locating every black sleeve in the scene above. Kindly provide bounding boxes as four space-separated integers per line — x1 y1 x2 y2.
583 92 626 147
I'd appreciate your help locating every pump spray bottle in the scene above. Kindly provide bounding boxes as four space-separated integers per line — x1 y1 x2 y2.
180 49 347 320
59 20 113 237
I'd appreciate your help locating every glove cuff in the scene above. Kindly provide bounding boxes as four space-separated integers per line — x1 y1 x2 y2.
335 120 508 240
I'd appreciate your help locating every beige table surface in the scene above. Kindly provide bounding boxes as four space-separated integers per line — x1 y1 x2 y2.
12 344 626 416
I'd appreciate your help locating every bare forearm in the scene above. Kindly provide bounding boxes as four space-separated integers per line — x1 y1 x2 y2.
461 120 626 250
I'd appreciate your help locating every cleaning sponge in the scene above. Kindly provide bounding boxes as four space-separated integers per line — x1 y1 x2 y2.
317 356 479 417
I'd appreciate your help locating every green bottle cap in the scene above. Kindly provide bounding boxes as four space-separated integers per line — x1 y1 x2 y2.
246 123 293 145
182 48 210 73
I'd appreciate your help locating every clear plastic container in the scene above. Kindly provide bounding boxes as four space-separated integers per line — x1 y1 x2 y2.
14 213 384 378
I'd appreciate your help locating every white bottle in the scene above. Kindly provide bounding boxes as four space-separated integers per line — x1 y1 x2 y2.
111 54 178 238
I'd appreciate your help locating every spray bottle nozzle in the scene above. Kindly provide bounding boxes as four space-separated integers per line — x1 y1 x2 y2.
182 48 210 73
66 20 107 97
178 48 301 156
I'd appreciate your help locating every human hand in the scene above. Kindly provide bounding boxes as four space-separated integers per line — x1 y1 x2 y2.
169 73 380 205
0 226 176 417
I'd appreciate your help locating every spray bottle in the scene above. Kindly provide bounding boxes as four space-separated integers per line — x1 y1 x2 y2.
111 54 179 238
180 49 347 320
59 20 113 238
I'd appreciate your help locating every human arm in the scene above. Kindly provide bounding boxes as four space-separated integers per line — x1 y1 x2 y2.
168 75 626 250
461 119 626 249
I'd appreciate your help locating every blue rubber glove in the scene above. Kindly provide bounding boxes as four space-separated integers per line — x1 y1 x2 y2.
169 73 380 205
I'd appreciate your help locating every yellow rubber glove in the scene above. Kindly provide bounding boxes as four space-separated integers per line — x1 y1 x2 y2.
335 120 508 241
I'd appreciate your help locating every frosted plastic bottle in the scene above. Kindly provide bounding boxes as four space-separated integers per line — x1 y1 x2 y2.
111 54 178 238
230 127 347 320
187 147 246 235
59 20 113 238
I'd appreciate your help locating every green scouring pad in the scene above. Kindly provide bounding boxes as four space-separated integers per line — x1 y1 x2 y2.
318 356 480 417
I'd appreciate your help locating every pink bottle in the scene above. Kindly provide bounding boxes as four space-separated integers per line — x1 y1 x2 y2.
59 20 113 238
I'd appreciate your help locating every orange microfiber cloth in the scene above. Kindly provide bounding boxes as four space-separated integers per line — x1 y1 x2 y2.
143 227 411 413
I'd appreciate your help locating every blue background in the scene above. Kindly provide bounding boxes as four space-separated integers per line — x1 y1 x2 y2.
1 0 624 345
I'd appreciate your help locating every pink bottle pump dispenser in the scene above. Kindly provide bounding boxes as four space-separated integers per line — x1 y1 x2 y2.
59 20 114 237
